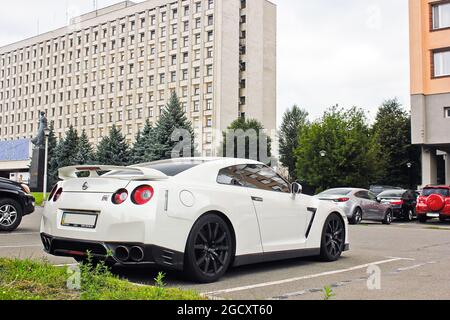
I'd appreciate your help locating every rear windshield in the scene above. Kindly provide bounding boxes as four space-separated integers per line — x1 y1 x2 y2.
422 188 450 197
136 160 208 176
318 189 352 196
378 190 405 198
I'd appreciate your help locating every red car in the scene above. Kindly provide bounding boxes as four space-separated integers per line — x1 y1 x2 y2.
416 185 450 223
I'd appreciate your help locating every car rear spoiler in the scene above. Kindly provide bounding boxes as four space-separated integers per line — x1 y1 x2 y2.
58 165 169 181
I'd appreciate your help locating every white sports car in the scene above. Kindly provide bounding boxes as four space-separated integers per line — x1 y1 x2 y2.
41 158 349 283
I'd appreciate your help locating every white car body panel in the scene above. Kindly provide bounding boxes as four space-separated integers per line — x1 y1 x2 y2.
41 158 349 272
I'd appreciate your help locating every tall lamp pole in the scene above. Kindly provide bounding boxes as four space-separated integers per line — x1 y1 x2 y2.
407 162 413 189
43 128 51 203
319 150 327 191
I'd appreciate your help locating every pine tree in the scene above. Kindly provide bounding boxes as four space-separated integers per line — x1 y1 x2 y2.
96 125 131 166
55 125 80 169
131 120 156 164
74 130 95 165
279 105 309 181
154 92 196 160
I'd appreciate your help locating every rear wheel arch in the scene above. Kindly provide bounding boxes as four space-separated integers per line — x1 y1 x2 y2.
0 191 23 211
186 211 237 260
184 211 237 282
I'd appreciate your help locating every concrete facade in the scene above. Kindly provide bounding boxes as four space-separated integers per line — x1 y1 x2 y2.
0 0 277 157
409 0 450 186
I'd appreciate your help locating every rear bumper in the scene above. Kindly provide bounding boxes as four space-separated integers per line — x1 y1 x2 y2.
40 233 184 271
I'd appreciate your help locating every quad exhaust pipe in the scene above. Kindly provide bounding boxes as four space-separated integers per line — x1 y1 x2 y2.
115 246 130 262
114 246 145 262
129 246 145 262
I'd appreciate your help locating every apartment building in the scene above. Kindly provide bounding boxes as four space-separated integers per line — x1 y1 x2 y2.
410 0 450 185
0 0 277 166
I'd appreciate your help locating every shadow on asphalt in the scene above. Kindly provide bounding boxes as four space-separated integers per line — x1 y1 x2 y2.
111 255 353 287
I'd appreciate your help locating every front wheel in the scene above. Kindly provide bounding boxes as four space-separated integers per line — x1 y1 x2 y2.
350 208 362 225
184 214 234 283
0 198 23 232
405 209 414 222
382 210 393 225
320 214 345 262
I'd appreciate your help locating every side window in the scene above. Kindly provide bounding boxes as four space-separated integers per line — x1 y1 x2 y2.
217 166 246 187
238 165 290 193
368 192 377 201
355 191 369 200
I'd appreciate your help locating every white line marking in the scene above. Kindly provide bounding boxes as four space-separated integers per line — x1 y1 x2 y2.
53 263 78 267
385 256 416 261
0 232 40 236
0 244 42 249
204 257 412 296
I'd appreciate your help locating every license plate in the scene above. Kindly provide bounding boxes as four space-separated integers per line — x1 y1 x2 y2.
61 212 98 229
427 213 440 218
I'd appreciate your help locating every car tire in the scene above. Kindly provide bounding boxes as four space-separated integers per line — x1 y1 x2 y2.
0 198 23 232
405 209 414 222
184 214 234 283
350 208 362 225
418 215 428 223
320 214 345 262
382 210 393 225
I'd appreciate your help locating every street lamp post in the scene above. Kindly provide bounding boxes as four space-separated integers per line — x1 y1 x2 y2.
319 150 327 191
43 128 51 203
407 162 413 189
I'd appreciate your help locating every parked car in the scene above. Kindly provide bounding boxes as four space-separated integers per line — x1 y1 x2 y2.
369 185 403 196
41 158 350 283
0 178 35 231
377 189 418 221
316 188 393 225
416 185 450 223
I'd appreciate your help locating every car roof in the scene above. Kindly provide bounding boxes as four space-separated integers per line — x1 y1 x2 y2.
135 157 261 167
424 185 450 189
322 188 367 193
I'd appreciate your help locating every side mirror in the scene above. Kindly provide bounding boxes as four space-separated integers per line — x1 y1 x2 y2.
376 197 381 203
291 182 303 196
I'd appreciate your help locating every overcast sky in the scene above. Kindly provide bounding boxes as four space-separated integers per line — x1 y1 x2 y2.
0 0 410 125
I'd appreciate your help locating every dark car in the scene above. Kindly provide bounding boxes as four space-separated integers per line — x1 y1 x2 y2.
370 185 403 196
0 178 35 231
377 189 418 221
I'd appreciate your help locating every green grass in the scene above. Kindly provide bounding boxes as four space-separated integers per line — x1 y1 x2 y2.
0 258 203 300
31 193 44 206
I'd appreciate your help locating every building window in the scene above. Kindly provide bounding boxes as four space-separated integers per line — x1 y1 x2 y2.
445 107 450 118
433 48 450 77
432 2 450 30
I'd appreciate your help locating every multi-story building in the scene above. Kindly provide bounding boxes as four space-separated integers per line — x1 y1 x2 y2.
410 0 450 185
0 0 276 172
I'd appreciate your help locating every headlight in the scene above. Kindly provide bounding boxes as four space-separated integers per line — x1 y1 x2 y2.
21 184 31 194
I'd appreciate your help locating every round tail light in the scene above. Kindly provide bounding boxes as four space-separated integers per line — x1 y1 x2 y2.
53 188 63 202
48 184 58 201
131 185 154 205
112 189 128 205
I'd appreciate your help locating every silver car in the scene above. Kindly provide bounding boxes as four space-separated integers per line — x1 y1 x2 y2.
316 188 393 225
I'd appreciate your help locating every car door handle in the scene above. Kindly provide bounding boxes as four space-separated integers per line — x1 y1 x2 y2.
251 196 263 202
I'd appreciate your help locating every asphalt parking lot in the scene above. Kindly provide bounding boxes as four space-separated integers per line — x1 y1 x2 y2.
2 207 450 300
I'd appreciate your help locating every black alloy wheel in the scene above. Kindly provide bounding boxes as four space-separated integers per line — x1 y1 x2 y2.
185 214 233 283
320 214 345 262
